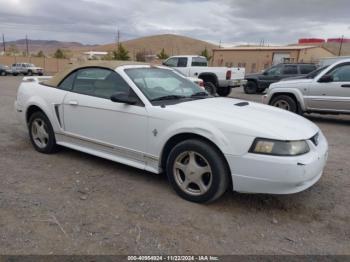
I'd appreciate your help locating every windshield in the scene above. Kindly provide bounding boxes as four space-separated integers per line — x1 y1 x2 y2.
306 66 329 78
125 68 208 103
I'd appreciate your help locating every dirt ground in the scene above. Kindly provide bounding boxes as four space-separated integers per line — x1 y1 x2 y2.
0 76 349 255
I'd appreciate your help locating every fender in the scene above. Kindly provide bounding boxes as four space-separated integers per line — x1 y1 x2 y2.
198 72 219 85
156 119 236 159
24 96 58 129
268 88 306 111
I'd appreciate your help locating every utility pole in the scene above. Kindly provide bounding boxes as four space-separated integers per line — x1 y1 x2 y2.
25 35 29 56
116 28 120 46
338 35 344 56
2 33 5 53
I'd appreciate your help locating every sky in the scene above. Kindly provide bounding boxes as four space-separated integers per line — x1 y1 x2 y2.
0 0 349 46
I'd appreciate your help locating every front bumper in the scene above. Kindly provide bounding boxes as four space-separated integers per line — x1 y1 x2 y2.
225 131 328 194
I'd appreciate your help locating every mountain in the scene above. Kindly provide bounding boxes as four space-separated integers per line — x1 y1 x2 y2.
76 34 219 57
0 39 97 55
0 34 218 57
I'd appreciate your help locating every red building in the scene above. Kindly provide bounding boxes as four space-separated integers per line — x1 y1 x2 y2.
298 38 325 44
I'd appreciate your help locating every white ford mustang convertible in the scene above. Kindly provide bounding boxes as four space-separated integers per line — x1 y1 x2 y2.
15 61 328 203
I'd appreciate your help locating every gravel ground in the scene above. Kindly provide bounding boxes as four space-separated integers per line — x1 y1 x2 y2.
0 76 349 255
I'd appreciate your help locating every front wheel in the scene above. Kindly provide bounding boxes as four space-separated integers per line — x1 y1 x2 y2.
244 80 258 94
28 111 58 154
166 139 230 203
204 82 217 96
217 86 231 97
270 95 298 113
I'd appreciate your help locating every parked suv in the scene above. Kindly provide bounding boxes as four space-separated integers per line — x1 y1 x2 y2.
0 64 11 76
263 60 350 115
12 63 44 76
244 63 317 94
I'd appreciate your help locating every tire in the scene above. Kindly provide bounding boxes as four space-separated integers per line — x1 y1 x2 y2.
166 139 230 203
27 70 33 76
204 82 217 96
13 72 18 76
28 111 58 154
217 86 231 97
0 71 6 76
244 80 258 94
270 95 298 113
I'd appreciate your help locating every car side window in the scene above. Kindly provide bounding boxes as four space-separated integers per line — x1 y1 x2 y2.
329 64 350 82
164 58 178 67
59 72 76 91
282 65 298 75
300 65 316 74
177 57 188 67
266 65 282 76
72 68 132 99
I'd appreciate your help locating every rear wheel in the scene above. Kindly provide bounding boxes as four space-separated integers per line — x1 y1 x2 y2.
270 95 298 113
27 70 33 76
244 80 258 94
0 71 6 76
217 86 231 97
204 82 217 96
166 139 229 203
28 111 58 154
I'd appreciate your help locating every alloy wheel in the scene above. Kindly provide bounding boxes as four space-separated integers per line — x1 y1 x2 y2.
173 151 212 196
31 118 49 149
273 100 291 111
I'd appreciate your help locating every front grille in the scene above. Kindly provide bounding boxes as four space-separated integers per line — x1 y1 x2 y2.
310 133 319 146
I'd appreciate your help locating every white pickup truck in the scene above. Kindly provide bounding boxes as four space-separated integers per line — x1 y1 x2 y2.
162 55 246 96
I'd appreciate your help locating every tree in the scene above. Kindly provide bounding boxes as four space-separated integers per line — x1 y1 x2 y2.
53 48 66 59
136 51 146 62
36 50 45 57
6 44 19 55
112 44 130 61
200 47 212 61
157 48 169 60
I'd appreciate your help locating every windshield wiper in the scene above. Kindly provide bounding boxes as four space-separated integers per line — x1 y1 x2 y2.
191 91 209 98
151 95 187 102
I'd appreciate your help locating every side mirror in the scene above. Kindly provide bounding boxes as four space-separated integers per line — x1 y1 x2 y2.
110 93 138 105
162 62 167 66
319 74 333 83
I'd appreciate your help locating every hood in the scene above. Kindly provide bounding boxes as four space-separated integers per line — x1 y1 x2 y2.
166 97 318 140
281 75 307 81
29 66 43 70
245 73 261 78
270 78 313 88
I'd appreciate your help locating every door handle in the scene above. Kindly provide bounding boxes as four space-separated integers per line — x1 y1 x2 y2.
341 84 350 88
68 100 79 106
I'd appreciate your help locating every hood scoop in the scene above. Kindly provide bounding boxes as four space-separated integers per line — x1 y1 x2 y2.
235 102 249 107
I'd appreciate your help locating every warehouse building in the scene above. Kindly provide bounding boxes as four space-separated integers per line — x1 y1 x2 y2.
212 46 334 73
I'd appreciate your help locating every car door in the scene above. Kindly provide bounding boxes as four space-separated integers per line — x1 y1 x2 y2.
62 67 149 163
260 64 283 89
306 63 350 112
280 64 298 79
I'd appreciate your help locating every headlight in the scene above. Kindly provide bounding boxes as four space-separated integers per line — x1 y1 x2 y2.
249 138 310 156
